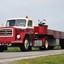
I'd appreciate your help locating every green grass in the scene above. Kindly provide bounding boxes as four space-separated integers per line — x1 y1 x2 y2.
10 54 64 64
5 47 39 52
32 47 39 50
54 45 61 49
5 45 61 52
5 47 20 52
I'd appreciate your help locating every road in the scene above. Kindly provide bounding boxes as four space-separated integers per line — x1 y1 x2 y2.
0 49 64 64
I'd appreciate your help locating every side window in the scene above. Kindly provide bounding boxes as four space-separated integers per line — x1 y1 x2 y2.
28 20 32 27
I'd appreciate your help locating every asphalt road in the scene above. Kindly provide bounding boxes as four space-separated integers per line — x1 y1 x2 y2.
0 49 64 64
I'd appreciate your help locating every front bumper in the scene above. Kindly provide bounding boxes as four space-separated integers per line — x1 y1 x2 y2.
11 40 22 43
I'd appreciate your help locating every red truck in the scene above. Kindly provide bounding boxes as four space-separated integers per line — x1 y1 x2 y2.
0 17 64 52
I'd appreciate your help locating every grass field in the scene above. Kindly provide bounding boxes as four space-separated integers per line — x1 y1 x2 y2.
10 54 64 64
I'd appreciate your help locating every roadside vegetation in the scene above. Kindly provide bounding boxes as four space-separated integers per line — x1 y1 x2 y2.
10 54 64 64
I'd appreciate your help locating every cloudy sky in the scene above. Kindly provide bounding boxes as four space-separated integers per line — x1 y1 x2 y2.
0 0 64 31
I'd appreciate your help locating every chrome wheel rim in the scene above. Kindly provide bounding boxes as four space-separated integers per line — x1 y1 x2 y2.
45 40 48 48
24 39 29 49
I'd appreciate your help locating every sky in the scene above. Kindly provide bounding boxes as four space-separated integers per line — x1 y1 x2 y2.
0 0 64 31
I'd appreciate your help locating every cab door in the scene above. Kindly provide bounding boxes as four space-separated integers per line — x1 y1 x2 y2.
27 20 34 34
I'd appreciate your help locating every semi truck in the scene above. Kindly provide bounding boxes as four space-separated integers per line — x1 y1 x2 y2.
0 16 64 52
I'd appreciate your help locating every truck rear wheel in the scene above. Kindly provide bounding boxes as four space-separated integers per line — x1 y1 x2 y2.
20 38 32 51
39 39 49 50
44 39 49 50
39 47 44 50
48 46 54 50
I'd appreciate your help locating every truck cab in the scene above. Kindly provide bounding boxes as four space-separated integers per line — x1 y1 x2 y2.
6 17 34 29
0 17 34 51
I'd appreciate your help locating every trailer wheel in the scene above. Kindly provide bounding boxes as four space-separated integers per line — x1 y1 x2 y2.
61 45 64 49
44 39 49 50
60 39 64 49
20 38 32 51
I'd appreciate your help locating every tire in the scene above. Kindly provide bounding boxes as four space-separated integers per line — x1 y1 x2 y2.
60 43 64 49
61 46 64 49
39 47 43 50
44 39 49 50
39 46 45 50
20 38 32 51
60 39 64 49
48 46 54 50
0 46 4 52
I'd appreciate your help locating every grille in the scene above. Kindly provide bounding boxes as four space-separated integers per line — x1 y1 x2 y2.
0 28 12 36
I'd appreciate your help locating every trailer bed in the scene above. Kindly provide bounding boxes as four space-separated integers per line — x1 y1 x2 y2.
34 26 64 39
47 29 64 39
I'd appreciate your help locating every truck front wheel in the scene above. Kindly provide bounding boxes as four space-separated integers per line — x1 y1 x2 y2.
0 46 5 52
20 38 31 51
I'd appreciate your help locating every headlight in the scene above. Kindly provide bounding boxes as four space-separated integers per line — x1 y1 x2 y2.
17 34 20 39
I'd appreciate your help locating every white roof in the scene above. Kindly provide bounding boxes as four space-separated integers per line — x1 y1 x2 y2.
8 18 27 20
7 17 32 21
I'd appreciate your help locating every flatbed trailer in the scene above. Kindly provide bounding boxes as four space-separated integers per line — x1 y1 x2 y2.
34 25 64 50
0 17 64 52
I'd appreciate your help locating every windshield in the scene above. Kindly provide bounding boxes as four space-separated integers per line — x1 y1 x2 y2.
6 19 26 27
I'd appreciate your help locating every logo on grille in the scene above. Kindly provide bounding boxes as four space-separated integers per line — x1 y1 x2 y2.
5 31 7 35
